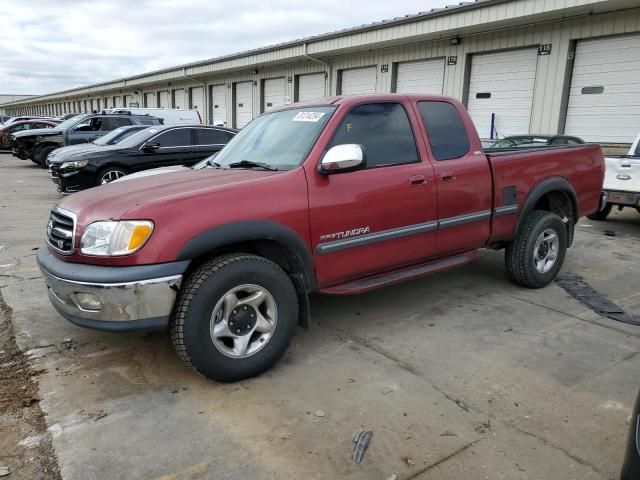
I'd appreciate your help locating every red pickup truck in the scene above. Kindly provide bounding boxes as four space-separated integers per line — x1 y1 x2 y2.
37 94 604 381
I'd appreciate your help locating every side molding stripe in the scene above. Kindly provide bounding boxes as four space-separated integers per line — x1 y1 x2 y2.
494 205 519 216
316 208 500 255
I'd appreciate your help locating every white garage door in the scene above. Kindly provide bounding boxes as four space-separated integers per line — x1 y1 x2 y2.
114 96 123 108
104 97 111 109
209 84 227 126
340 66 377 95
190 86 205 120
467 48 538 139
395 59 444 94
234 81 253 128
158 90 169 108
144 92 156 108
172 89 185 109
565 34 640 143
124 95 133 107
263 77 286 112
297 73 326 102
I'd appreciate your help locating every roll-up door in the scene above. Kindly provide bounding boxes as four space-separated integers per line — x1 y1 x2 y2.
209 84 227 125
124 95 132 107
297 73 326 102
190 87 205 120
234 81 253 128
466 48 538 138
395 59 444 94
339 66 377 95
172 89 185 109
144 92 156 108
262 77 286 112
158 90 169 108
564 34 640 143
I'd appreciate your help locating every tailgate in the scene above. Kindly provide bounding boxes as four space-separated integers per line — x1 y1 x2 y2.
603 156 640 194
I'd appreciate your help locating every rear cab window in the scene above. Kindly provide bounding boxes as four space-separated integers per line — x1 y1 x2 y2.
328 102 418 168
417 101 470 160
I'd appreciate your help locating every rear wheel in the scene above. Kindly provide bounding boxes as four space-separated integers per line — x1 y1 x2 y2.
505 210 567 289
586 203 612 221
170 254 298 382
96 166 128 185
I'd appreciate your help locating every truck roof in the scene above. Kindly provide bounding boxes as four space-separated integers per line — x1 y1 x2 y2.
272 93 460 111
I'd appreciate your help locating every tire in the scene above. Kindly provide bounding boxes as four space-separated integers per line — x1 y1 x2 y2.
170 254 298 382
30 159 40 165
96 166 128 186
37 146 56 168
505 210 568 289
586 203 612 221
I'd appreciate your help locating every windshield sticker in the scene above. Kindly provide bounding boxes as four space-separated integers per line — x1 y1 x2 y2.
292 112 326 122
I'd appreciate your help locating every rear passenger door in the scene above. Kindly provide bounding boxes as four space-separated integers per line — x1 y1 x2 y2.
193 128 234 161
67 117 108 144
141 127 195 169
416 101 492 255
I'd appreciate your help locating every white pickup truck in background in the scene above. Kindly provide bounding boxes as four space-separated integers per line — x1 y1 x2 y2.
588 133 640 220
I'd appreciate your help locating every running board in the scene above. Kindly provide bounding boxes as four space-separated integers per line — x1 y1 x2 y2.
319 252 477 295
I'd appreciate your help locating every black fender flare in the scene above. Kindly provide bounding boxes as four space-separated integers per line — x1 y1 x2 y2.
176 220 317 290
516 177 578 240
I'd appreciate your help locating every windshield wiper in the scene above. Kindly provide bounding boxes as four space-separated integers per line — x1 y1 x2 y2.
202 158 222 169
227 160 279 171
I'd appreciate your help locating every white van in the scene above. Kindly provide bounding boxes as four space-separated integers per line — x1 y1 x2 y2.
102 108 202 125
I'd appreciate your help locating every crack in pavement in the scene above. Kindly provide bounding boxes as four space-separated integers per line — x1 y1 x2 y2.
332 326 609 478
403 438 483 479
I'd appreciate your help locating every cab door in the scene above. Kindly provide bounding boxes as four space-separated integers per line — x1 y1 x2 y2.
415 100 492 255
307 101 438 287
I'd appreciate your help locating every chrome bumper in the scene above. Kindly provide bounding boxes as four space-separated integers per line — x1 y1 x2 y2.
37 249 188 331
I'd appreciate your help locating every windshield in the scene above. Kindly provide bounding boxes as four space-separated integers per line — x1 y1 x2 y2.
215 106 335 170
93 126 147 145
58 115 88 130
113 127 159 148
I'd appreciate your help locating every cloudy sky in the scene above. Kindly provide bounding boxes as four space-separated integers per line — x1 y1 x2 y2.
0 0 454 95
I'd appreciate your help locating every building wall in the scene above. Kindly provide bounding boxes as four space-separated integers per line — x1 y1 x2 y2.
5 2 640 144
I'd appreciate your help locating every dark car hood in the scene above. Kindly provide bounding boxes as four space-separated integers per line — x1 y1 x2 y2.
59 167 284 222
12 128 62 139
49 143 125 162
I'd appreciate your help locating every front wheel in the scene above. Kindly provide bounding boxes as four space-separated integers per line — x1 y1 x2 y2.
586 203 612 221
505 210 568 289
37 146 57 168
96 166 128 185
170 254 298 382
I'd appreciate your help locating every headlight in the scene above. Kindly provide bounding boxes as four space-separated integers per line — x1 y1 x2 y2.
80 220 154 256
59 160 88 170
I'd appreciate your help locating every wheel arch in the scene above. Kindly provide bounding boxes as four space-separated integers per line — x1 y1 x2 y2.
176 221 317 328
517 177 578 246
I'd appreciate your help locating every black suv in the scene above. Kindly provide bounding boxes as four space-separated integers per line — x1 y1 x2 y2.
11 113 162 167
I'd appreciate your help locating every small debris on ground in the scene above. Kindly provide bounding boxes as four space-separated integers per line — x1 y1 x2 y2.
404 456 415 467
352 430 373 464
314 410 326 418
440 430 457 437
386 474 398 480
0 466 10 477
603 230 616 237
381 387 394 395
347 378 356 383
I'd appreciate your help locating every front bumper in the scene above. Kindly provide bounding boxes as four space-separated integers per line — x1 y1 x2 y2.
36 248 190 331
603 189 640 208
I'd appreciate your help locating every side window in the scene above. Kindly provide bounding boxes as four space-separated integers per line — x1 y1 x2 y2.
10 124 28 132
417 101 470 161
329 103 418 168
105 117 132 130
73 117 103 131
195 128 232 145
153 128 191 147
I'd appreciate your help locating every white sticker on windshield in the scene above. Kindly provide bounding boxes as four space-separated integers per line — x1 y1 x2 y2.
292 112 326 122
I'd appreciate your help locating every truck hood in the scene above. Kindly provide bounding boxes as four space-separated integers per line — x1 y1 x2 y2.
12 127 61 139
603 155 640 193
57 167 283 223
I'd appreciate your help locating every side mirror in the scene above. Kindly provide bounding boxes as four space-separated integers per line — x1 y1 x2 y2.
143 142 160 152
319 144 365 174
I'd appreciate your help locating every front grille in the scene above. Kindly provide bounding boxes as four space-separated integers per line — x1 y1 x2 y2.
47 209 75 254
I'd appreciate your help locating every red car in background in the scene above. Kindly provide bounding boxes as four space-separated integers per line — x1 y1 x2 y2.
0 119 59 149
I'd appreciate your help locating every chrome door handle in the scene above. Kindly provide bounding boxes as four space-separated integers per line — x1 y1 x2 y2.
410 175 427 185
441 172 456 182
